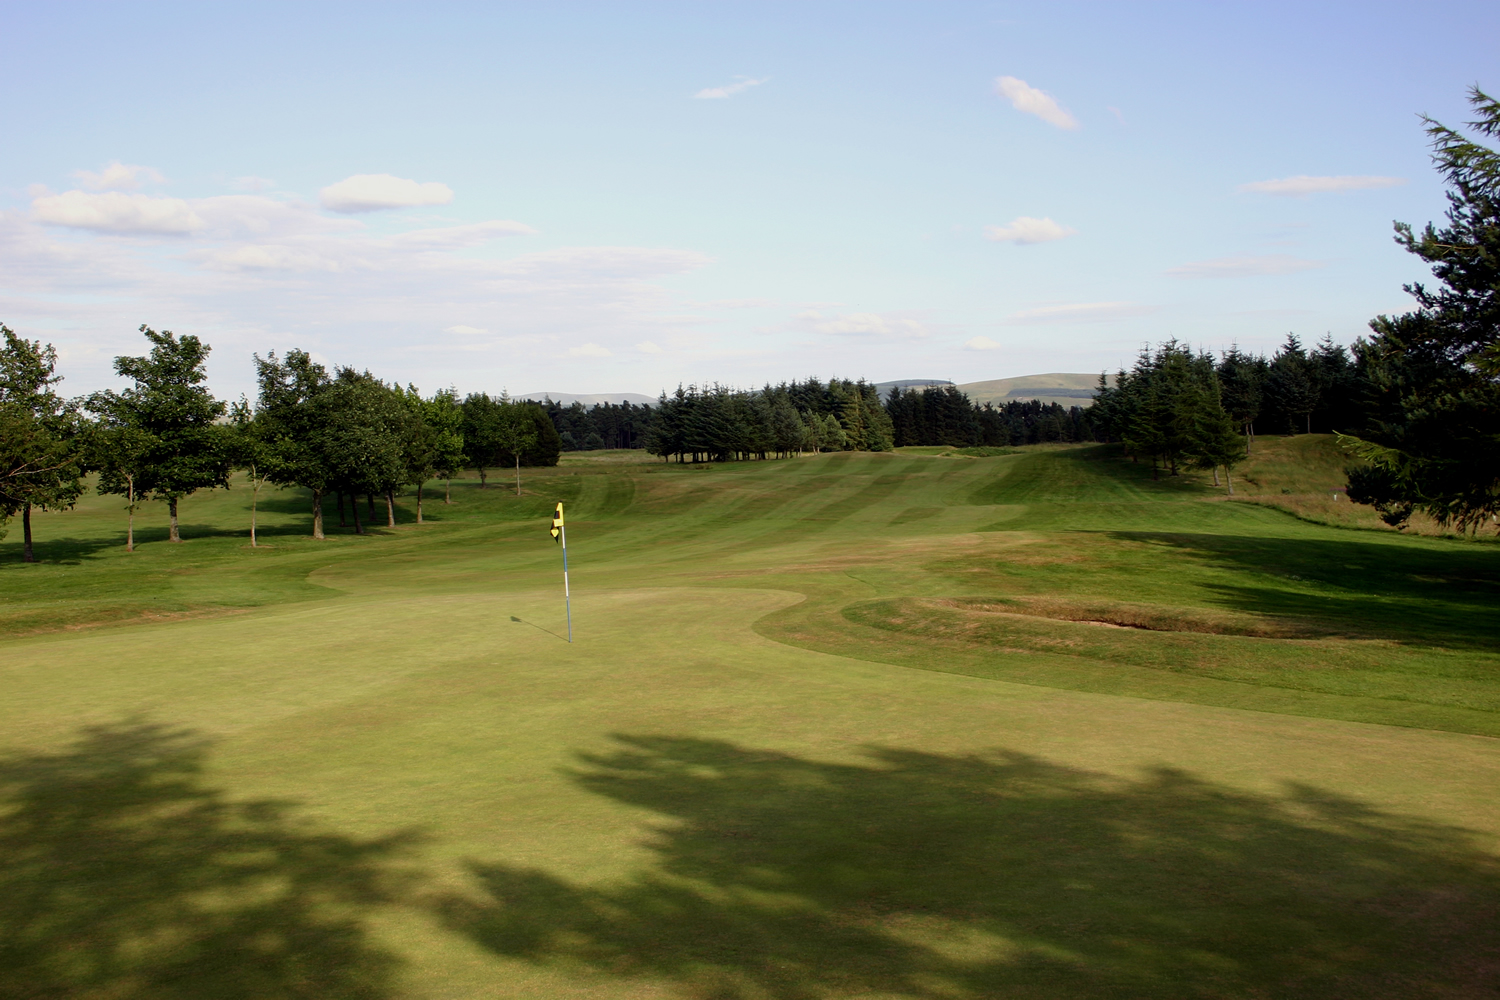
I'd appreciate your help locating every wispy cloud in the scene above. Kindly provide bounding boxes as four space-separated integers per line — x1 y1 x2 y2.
993 76 1078 130
1169 254 1325 278
1005 301 1157 325
694 77 768 100
1237 175 1406 197
569 342 613 357
984 216 1075 244
964 336 1001 350
319 174 454 213
32 190 204 234
73 162 165 192
802 311 928 339
635 341 663 354
3 166 718 396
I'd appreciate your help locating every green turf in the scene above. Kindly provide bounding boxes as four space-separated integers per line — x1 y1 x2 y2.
2 442 1498 999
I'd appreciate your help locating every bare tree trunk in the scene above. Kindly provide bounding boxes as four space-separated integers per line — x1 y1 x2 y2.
1306 413 1312 435
168 497 181 542
366 493 376 520
312 490 325 539
1212 466 1220 487
126 476 136 552
337 491 348 527
385 490 395 527
478 467 487 489
515 455 522 496
352 498 364 535
444 477 451 504
1225 469 1235 496
417 483 424 524
22 503 34 563
250 474 259 547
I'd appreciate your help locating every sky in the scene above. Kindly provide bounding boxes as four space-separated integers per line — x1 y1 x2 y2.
2 1 1497 401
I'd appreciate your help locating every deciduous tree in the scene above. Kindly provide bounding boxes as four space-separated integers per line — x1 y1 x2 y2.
93 327 230 543
0 327 83 561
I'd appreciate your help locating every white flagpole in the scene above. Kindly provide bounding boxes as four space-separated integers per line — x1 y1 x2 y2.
560 523 572 643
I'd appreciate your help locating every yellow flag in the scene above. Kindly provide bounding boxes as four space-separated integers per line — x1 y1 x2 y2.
550 502 564 542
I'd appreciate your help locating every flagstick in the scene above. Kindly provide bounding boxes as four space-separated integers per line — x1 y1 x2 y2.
560 523 572 643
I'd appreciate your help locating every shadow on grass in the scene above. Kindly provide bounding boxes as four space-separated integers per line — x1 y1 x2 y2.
509 615 568 642
1109 531 1500 649
0 721 420 999
439 735 1500 999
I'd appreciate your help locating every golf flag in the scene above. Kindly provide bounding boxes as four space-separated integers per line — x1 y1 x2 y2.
551 502 564 542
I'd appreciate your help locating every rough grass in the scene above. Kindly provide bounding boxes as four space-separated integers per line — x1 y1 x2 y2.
2 441 1498 999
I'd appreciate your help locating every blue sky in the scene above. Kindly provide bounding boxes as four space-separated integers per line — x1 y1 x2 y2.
2 1 1496 400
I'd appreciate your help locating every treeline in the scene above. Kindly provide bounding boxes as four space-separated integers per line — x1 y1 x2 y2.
543 400 653 451
0 326 564 558
886 385 1093 447
643 379 894 462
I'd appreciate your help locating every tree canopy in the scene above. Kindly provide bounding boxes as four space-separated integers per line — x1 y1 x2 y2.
1344 87 1500 531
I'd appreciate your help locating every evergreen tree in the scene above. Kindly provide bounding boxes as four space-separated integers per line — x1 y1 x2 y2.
1266 335 1320 434
1345 87 1500 531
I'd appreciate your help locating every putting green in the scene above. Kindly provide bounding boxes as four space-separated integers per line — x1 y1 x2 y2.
2 443 1498 998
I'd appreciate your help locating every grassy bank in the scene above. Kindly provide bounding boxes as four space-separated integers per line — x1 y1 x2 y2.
2 441 1497 998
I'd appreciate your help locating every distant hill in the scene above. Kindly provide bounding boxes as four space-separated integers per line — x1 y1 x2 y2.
957 373 1113 408
873 378 953 400
519 391 658 407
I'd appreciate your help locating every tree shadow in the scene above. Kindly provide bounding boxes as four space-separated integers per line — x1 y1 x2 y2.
1106 531 1500 649
0 720 421 999
438 734 1500 999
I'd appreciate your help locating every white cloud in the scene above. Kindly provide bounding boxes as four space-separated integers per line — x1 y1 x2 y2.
1005 301 1158 324
445 325 487 335
694 77 768 99
984 216 1075 244
74 162 164 191
569 342 613 357
1168 254 1325 278
810 311 928 339
390 220 537 249
492 246 712 279
319 173 454 213
993 76 1078 130
32 190 205 234
635 341 663 354
1237 175 1406 196
202 244 342 272
965 336 1002 350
